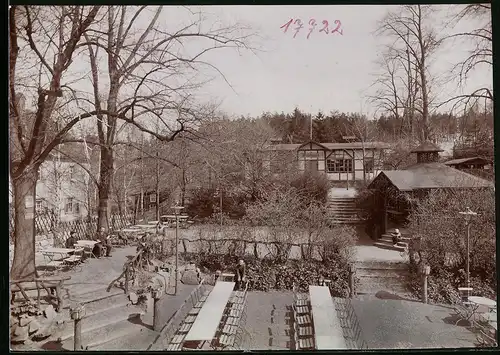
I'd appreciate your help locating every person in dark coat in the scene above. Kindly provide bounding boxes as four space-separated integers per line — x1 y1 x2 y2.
99 227 112 257
234 259 246 290
65 231 77 249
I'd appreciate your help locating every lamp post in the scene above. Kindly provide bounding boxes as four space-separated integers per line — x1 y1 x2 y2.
172 204 184 296
459 207 477 294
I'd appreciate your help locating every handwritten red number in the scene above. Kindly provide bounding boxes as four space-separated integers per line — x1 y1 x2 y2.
293 19 303 38
319 20 329 34
307 19 317 39
280 18 293 33
331 20 343 35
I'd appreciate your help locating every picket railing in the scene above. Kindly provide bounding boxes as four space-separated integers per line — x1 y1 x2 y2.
9 213 133 243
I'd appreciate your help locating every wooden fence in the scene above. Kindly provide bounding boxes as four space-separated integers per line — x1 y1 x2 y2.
9 213 133 242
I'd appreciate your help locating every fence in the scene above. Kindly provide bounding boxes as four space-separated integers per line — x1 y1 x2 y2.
162 236 352 262
9 213 133 243
334 297 368 349
150 280 209 350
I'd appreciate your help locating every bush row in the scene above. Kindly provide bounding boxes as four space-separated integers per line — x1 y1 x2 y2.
184 252 351 297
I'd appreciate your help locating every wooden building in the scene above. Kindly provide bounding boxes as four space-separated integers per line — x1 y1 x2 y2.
366 142 493 238
444 156 493 170
262 140 390 182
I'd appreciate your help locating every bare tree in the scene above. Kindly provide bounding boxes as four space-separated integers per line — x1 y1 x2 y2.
439 4 492 112
82 5 255 232
342 114 378 183
9 5 101 279
373 5 442 142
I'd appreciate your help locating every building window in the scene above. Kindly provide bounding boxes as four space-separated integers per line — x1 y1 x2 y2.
149 194 156 203
74 202 80 215
69 165 75 180
64 198 73 214
326 159 353 173
364 158 374 173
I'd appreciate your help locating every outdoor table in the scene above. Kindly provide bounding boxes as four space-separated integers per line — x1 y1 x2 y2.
479 312 497 322
134 224 157 229
42 247 75 261
184 281 236 348
469 296 497 314
121 228 143 233
309 285 347 350
75 240 97 247
469 296 496 309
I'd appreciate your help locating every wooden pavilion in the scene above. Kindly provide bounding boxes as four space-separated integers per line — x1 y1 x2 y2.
366 142 493 238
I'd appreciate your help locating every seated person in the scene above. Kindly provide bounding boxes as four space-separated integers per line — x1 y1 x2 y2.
392 228 402 245
103 235 112 257
92 241 105 258
65 231 77 249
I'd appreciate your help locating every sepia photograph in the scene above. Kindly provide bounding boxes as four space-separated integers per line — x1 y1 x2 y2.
8 2 496 351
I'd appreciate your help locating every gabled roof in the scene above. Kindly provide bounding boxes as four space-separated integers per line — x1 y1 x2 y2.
371 162 493 191
265 141 390 151
410 141 443 153
444 157 492 166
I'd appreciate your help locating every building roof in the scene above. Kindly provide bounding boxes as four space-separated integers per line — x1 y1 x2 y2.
375 163 493 191
444 157 492 166
265 141 390 151
410 141 444 153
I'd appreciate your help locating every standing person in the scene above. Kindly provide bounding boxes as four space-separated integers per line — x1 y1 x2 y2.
234 259 246 290
99 227 112 257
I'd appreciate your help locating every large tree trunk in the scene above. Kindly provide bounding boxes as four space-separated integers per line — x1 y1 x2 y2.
97 146 113 234
10 166 39 280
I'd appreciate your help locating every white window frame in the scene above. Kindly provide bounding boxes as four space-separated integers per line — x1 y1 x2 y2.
326 159 353 173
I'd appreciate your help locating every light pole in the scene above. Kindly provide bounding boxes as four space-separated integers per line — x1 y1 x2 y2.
459 207 477 294
172 204 184 296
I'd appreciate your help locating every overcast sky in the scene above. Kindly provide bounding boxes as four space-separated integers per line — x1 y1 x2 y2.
178 5 492 118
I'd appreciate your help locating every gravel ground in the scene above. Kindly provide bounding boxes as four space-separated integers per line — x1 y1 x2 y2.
242 291 295 350
352 298 478 348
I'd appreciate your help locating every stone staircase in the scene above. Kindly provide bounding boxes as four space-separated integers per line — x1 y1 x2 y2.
373 229 410 252
355 261 410 297
43 284 157 351
326 197 363 225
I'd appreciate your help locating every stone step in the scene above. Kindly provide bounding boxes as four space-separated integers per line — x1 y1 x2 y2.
59 291 129 323
328 198 356 201
356 268 408 278
381 234 411 242
376 238 409 248
377 238 408 248
59 313 153 351
55 302 145 342
61 285 125 305
355 260 407 270
373 242 406 252
91 322 159 351
330 220 364 225
356 284 409 295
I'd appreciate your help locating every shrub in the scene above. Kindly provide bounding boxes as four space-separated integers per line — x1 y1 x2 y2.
406 187 496 303
185 187 216 218
290 172 329 207
184 252 351 297
186 187 248 220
